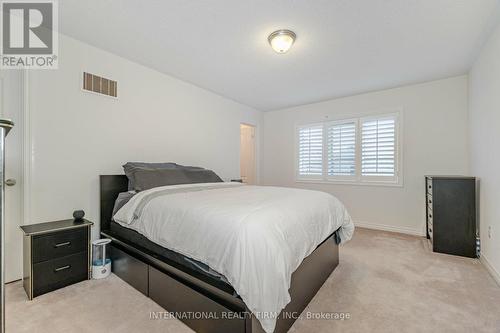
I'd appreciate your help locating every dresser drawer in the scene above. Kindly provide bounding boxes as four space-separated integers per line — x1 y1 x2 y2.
33 228 87 263
33 251 88 297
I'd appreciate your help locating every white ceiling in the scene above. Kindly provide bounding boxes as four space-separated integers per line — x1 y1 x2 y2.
59 0 500 111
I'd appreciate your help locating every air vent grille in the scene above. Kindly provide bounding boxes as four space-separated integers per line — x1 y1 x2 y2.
83 72 117 97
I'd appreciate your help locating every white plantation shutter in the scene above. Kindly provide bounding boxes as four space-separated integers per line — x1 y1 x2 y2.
298 124 323 177
327 121 356 177
361 115 397 177
296 112 400 184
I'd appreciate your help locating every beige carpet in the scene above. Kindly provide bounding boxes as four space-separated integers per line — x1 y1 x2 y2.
6 228 500 333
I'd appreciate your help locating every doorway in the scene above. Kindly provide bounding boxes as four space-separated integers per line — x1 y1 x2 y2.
0 71 24 283
240 124 256 184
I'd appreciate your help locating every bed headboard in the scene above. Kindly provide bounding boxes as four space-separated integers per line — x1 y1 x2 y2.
100 175 128 231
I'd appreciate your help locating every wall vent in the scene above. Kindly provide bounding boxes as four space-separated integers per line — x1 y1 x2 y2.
83 72 117 98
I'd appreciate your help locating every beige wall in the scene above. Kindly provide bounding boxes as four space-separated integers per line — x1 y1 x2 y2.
469 18 500 283
26 33 263 239
261 76 469 235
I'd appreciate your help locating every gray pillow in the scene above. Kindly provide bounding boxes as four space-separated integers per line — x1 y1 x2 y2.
123 162 204 190
132 168 223 192
183 169 223 183
132 168 192 191
112 191 136 217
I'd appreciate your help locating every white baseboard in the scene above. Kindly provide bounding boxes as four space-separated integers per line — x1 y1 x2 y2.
354 220 425 237
480 254 500 287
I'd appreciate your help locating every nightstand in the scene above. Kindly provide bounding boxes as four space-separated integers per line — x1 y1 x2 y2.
20 219 93 299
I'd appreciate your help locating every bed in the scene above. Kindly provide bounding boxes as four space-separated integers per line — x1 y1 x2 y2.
100 172 353 333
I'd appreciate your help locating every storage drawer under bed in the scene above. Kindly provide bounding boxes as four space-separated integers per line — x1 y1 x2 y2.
149 266 246 333
108 242 246 333
109 245 149 296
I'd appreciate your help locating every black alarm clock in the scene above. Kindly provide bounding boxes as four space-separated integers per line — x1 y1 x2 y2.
73 210 85 222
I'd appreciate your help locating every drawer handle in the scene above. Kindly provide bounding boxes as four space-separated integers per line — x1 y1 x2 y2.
429 214 432 218
54 241 71 248
429 200 432 204
54 265 71 272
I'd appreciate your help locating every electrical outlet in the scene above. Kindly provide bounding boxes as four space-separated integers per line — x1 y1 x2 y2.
488 226 492 239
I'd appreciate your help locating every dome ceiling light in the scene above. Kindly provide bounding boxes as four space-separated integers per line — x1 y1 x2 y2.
268 29 296 54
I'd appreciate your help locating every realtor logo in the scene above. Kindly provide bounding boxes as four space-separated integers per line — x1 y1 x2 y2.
1 0 58 69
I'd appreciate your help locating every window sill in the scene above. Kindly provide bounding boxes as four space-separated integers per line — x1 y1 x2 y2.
295 179 404 188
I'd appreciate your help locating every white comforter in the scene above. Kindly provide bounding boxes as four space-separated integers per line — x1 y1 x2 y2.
114 182 354 333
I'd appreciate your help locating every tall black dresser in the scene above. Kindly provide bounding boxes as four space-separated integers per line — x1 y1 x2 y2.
425 176 477 258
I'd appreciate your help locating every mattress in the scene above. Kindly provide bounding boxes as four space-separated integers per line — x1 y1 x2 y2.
107 221 235 294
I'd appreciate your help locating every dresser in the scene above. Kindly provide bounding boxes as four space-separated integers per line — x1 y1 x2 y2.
425 176 477 258
20 219 93 299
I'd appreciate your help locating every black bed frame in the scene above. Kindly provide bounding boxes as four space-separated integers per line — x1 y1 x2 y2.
100 175 339 333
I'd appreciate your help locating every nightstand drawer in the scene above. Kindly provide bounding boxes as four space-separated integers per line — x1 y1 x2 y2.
33 251 88 297
33 228 87 263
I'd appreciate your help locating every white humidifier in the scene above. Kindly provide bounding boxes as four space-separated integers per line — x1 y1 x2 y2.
92 239 112 279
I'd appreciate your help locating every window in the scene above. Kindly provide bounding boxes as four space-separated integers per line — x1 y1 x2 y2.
297 124 323 177
327 121 356 178
296 112 400 185
361 115 396 179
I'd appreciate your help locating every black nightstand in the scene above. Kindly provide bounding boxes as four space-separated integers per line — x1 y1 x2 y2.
20 219 93 299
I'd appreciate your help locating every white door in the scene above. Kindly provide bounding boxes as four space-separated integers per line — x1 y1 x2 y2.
240 124 256 184
0 71 24 283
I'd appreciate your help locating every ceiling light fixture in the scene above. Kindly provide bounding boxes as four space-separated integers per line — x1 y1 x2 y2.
268 29 296 54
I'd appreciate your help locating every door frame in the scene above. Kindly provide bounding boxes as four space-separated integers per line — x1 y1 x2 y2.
0 70 29 282
22 70 32 227
239 123 257 184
